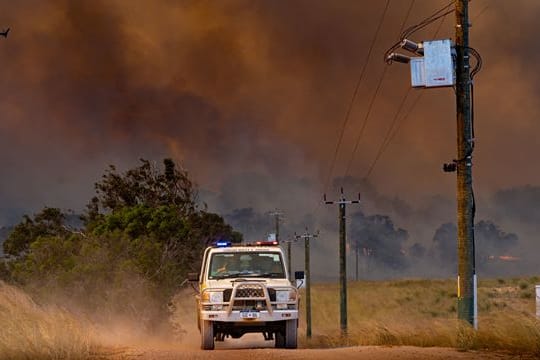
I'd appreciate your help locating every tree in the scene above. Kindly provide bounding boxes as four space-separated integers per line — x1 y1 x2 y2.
85 158 196 227
82 158 241 292
475 220 518 266
3 207 70 256
350 211 409 271
2 158 241 325
431 220 518 271
431 222 457 268
409 242 426 258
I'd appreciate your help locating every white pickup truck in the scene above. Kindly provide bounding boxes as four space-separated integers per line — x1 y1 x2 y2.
189 241 303 350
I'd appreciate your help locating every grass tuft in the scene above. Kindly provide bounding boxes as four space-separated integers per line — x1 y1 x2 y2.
0 281 99 359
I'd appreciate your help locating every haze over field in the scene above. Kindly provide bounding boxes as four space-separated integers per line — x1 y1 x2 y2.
0 0 538 277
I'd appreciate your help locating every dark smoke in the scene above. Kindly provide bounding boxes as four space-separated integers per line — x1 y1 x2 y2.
224 208 273 242
431 220 520 277
0 1 538 278
349 211 409 274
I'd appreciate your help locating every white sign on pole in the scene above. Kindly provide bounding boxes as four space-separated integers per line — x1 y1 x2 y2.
536 285 540 319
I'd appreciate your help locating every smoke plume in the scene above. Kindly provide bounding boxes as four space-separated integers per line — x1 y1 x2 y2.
0 1 539 277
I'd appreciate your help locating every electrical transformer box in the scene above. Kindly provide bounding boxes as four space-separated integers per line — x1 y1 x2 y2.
410 39 455 88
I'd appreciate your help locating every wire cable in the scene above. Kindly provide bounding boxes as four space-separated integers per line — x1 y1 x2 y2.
307 1 392 229
364 87 412 179
384 1 453 63
465 46 482 233
366 8 451 179
467 46 482 150
344 65 389 178
321 0 391 195
473 2 491 22
344 0 416 179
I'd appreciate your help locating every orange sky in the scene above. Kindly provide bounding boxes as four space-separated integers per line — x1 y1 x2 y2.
0 0 538 222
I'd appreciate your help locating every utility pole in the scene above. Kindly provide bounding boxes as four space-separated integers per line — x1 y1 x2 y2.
269 210 290 278
385 0 479 330
324 188 360 335
355 239 359 281
455 0 477 329
295 228 319 339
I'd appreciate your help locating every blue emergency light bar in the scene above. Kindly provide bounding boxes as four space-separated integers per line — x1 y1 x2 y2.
215 240 232 247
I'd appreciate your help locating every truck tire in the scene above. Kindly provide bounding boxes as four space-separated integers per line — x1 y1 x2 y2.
275 330 285 348
201 320 214 350
285 319 297 349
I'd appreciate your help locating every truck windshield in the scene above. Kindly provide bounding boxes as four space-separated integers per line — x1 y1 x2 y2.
209 252 285 279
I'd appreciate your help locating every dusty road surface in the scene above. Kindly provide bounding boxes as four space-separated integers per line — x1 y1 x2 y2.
114 334 527 360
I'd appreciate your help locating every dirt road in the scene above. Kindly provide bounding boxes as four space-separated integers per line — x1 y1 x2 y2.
114 334 527 359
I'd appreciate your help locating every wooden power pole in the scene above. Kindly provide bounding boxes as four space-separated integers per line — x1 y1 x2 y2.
324 188 360 335
269 210 290 278
295 228 318 339
385 0 480 330
455 0 477 329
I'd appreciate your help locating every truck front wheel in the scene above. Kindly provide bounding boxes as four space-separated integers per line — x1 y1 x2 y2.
201 320 214 350
275 330 285 348
285 319 297 349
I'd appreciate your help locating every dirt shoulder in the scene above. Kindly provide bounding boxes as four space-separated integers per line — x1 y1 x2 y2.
115 345 529 360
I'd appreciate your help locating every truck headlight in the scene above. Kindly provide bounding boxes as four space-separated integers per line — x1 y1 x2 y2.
276 290 296 302
202 291 223 304
209 291 223 304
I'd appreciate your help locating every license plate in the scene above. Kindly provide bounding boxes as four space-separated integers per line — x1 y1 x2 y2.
240 311 260 319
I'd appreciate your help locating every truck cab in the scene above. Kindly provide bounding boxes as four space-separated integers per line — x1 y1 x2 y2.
190 241 302 350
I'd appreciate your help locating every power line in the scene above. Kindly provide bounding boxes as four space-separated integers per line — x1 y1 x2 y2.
364 87 412 179
366 5 451 179
321 0 391 195
384 91 424 153
309 1 391 229
344 0 416 178
311 1 415 231
400 1 452 38
473 2 491 22
401 0 417 34
344 65 389 178
384 1 453 64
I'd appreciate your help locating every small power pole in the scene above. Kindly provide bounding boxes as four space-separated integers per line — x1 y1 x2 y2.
295 228 319 339
269 210 290 277
455 0 477 329
324 188 360 335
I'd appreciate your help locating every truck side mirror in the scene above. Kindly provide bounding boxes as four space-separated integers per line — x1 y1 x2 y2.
294 271 305 280
188 272 199 282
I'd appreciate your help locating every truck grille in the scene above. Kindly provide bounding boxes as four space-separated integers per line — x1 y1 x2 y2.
236 285 264 298
232 300 260 310
223 287 276 302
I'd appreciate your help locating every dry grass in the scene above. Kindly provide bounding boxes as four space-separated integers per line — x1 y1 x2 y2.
0 281 99 359
299 276 540 355
3 276 539 357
